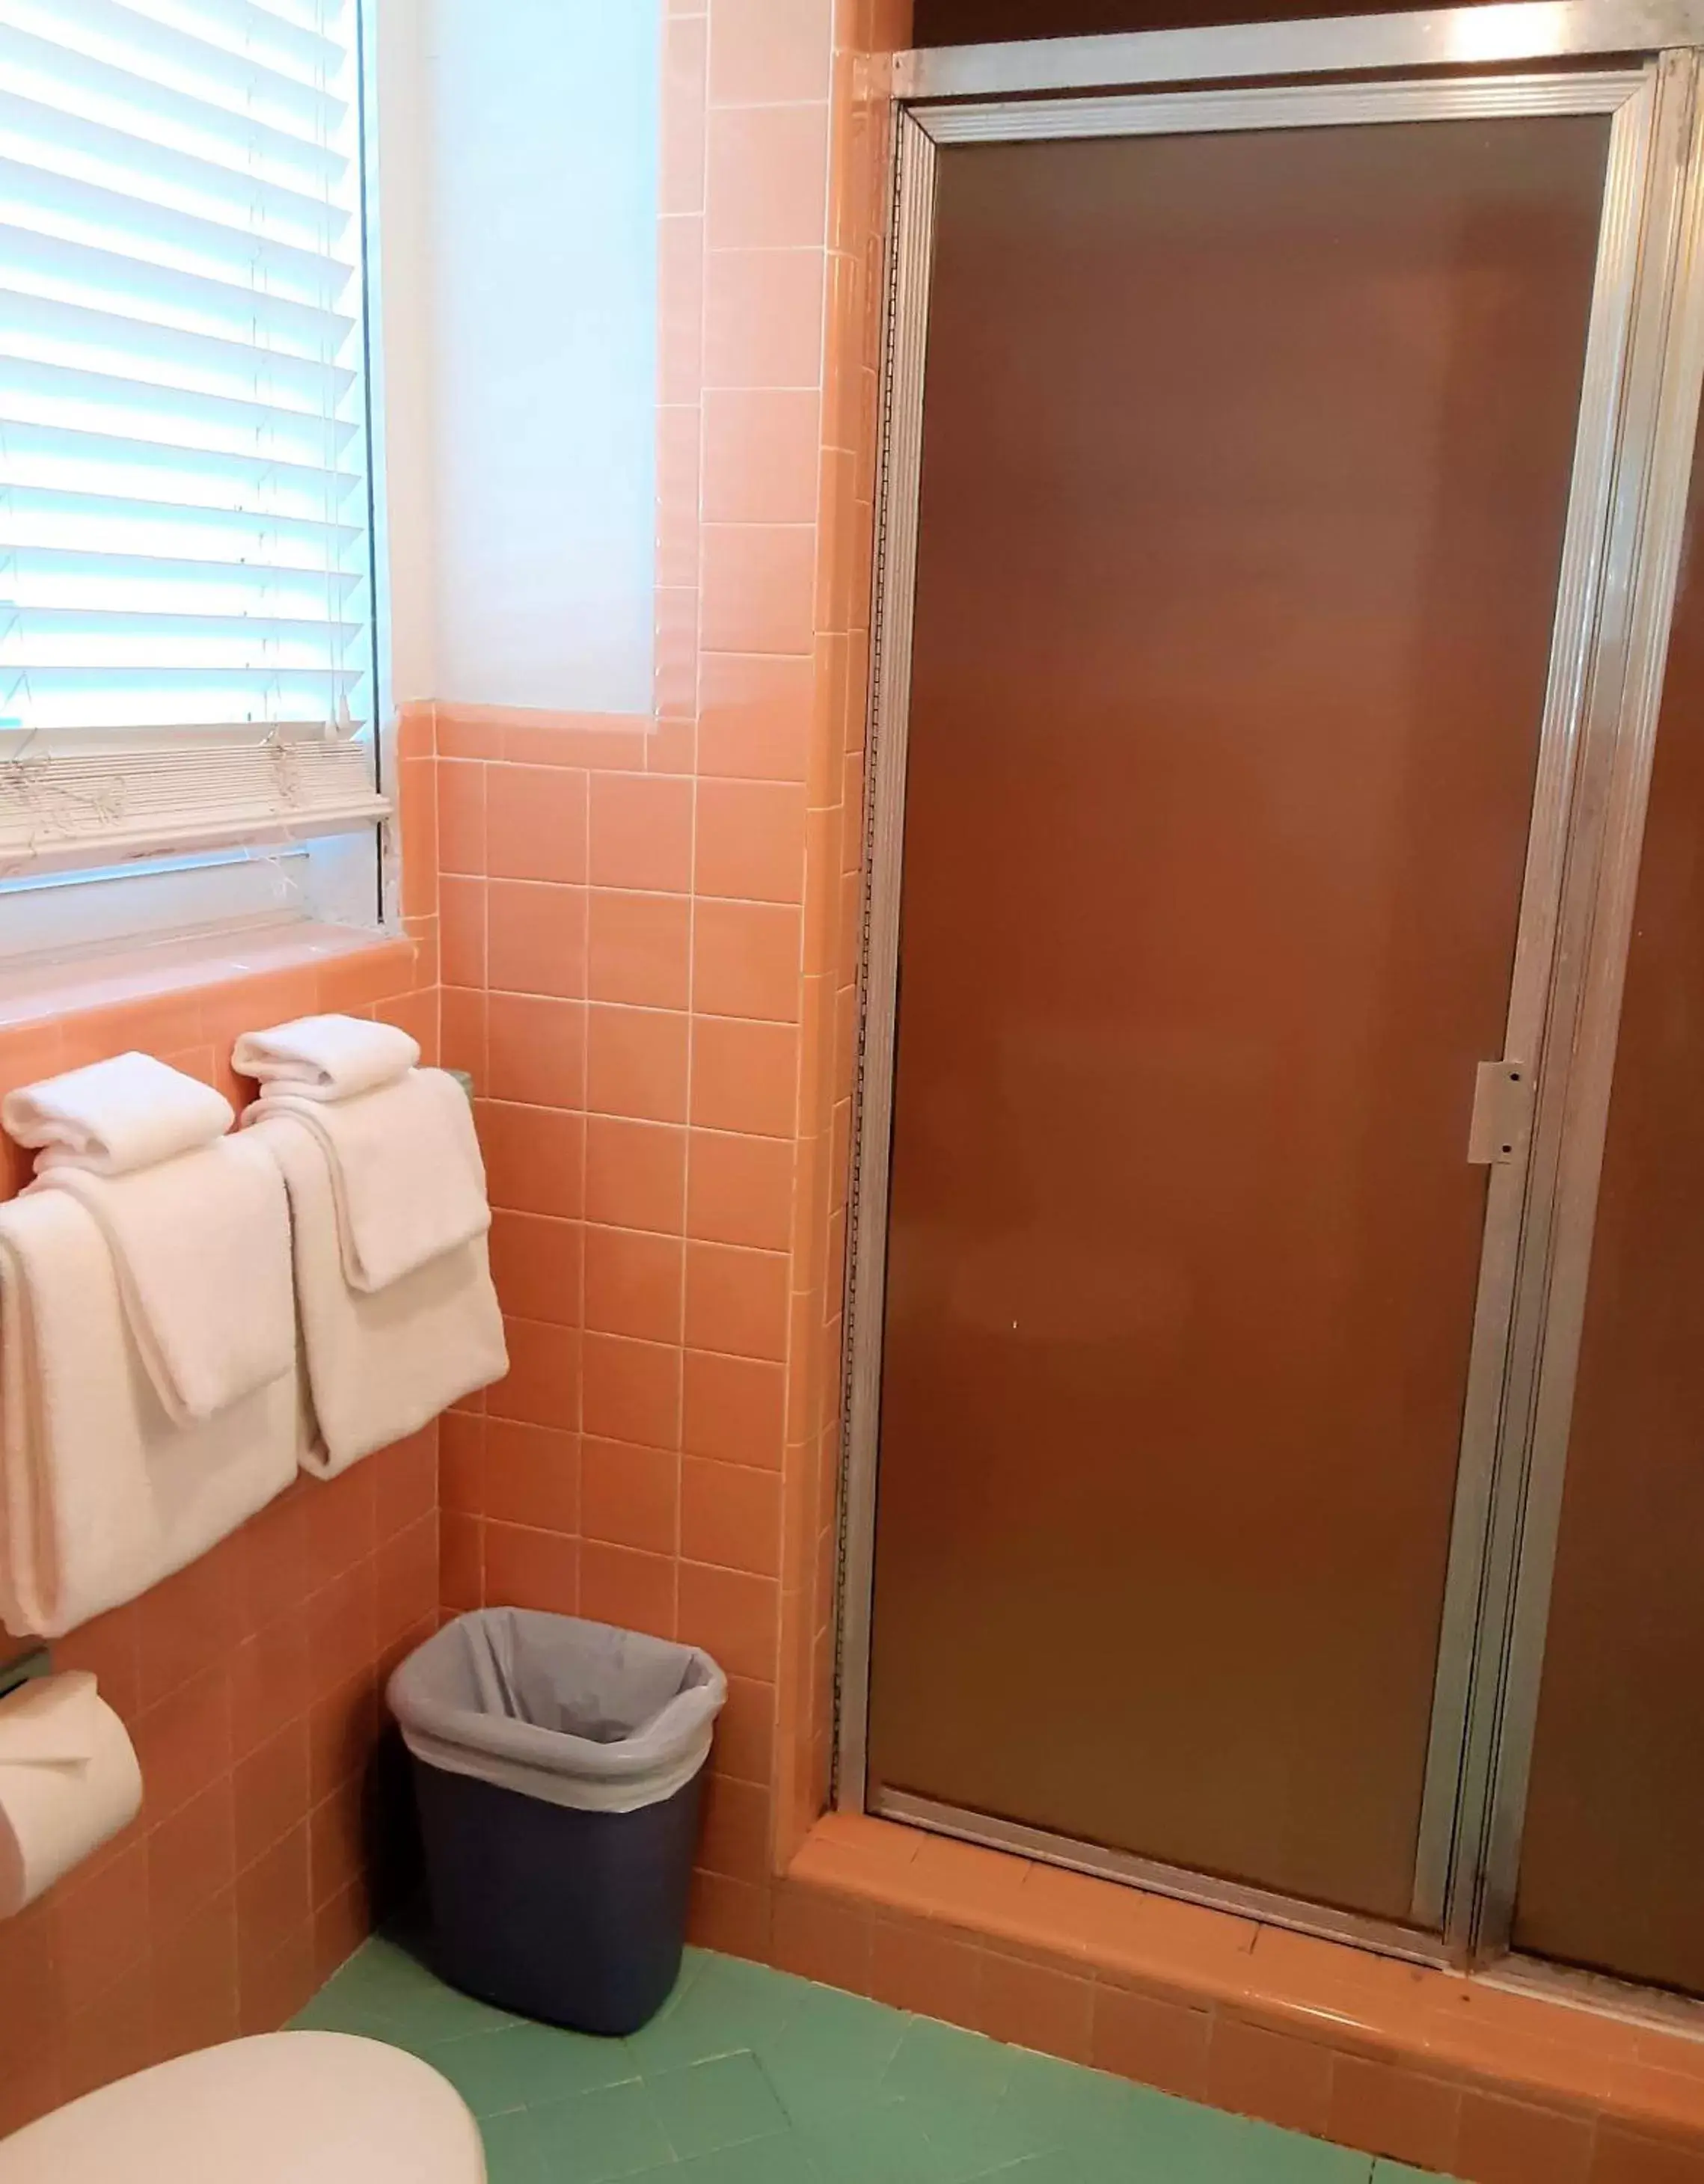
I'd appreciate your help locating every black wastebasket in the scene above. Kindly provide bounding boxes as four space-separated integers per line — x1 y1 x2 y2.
387 1607 726 2036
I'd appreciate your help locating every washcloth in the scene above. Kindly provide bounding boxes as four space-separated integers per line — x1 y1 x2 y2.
0 1189 296 1639
30 1135 295 1426
1 1052 233 1177
247 1112 508 1475
243 1068 490 1293
233 1014 419 1102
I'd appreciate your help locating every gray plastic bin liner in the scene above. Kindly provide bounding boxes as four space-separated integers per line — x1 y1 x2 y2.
388 1607 726 1814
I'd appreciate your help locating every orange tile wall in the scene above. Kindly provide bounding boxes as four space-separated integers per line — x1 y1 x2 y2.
432 0 907 1956
0 775 442 2135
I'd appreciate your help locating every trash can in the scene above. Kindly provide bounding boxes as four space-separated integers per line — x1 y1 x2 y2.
387 1607 726 2036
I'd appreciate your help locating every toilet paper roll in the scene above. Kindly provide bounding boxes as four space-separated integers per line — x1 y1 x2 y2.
0 1670 143 1918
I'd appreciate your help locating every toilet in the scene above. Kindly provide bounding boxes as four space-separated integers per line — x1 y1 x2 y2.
0 2031 485 2181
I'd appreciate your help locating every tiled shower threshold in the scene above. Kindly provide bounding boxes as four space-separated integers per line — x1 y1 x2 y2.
778 1814 1704 2179
295 1933 1428 2182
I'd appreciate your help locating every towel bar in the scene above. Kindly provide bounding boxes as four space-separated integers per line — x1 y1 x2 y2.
0 1645 50 1702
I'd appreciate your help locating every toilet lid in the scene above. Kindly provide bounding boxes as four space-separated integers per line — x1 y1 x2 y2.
0 2032 485 2183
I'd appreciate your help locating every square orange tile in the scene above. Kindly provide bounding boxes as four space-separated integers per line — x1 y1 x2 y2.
485 993 586 1111
485 764 587 884
678 1559 779 1682
486 1317 580 1432
585 1115 688 1235
693 899 804 1023
582 1331 683 1450
690 1016 799 1138
583 1224 686 1344
476 1102 583 1221
684 1239 790 1361
698 652 815 782
704 248 827 394
581 1437 680 1556
707 0 832 105
480 1419 579 1534
694 779 809 902
589 773 694 892
587 890 692 1009
488 1209 583 1326
580 1540 678 1639
681 1455 782 1576
486 880 587 1001
706 102 830 251
483 1521 577 1616
703 390 823 527
683 1349 786 1468
687 1129 793 1251
587 1004 690 1124
701 524 817 656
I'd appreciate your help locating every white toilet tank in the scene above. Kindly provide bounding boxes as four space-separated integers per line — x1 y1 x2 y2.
0 2031 485 2183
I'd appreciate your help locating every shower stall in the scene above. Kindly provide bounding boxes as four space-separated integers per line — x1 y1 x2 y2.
835 0 1704 2001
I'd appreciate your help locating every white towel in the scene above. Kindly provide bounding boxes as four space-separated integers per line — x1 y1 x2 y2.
30 1134 295 1426
244 1069 491 1294
233 1014 420 1103
247 1113 508 1476
1 1052 233 1177
0 1189 296 1639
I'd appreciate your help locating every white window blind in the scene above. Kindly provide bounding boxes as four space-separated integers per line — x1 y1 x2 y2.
0 0 387 878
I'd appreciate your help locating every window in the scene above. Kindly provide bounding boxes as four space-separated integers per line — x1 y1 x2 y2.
0 0 387 963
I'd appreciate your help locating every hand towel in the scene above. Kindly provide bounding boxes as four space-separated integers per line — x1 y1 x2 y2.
31 1134 295 1426
243 1068 490 1293
246 1112 508 1476
1 1052 233 1177
233 1014 420 1102
0 1190 296 1639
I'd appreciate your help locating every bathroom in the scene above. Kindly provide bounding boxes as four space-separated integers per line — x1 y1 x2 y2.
1 0 1703 2176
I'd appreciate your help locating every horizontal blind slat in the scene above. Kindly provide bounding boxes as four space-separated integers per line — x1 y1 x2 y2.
0 225 357 351
1 482 362 568
0 288 358 412
0 21 346 191
0 152 353 301
0 85 348 242
17 0 349 132
0 352 361 464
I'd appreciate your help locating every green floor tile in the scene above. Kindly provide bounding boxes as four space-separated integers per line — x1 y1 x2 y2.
672 2131 827 2183
793 2096 957 2184
426 2021 642 2117
756 1984 910 2120
904 2086 1055 2183
479 2108 545 2184
524 2079 675 2182
1373 2167 1457 2183
628 1952 807 2070
649 2050 792 2159
883 2016 1013 2107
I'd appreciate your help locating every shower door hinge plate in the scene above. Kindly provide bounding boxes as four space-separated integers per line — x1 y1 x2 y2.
1468 1060 1535 1166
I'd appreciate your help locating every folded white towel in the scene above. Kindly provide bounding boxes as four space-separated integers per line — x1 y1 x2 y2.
1 1052 233 1177
243 1069 490 1294
30 1134 295 1426
233 1014 420 1103
246 1113 508 1476
0 1190 296 1639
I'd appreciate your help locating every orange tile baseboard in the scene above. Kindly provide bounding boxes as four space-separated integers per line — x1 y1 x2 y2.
738 1814 1704 2183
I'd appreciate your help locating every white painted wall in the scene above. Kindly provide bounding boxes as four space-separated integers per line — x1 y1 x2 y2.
376 0 661 717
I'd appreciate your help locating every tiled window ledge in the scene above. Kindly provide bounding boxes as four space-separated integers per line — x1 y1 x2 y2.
0 922 418 1037
782 1812 1704 2178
